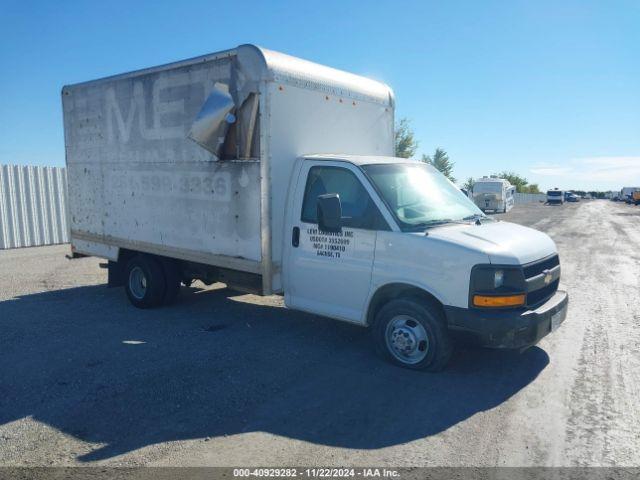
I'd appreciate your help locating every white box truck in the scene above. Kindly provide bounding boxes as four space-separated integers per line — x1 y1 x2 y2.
62 44 568 370
472 176 515 213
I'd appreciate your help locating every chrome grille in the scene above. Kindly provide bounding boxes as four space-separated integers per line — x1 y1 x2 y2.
523 254 559 279
524 255 560 307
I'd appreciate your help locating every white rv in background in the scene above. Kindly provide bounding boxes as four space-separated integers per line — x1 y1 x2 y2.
472 176 515 213
546 188 565 205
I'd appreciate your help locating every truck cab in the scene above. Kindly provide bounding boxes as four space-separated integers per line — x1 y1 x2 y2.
283 155 568 370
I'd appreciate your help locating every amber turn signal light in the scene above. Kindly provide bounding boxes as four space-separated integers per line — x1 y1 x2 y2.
473 294 526 308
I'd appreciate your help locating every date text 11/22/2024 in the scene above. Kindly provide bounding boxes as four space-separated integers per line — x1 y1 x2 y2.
233 468 401 478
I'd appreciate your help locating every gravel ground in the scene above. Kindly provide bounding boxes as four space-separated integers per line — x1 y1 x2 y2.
0 200 638 467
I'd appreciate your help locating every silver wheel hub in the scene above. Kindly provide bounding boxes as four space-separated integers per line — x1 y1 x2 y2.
385 315 429 364
391 327 417 352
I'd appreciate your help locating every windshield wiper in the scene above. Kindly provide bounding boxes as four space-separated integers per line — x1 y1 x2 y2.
410 215 490 232
409 219 461 231
463 213 492 224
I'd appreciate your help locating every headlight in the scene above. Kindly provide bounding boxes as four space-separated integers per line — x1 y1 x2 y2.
470 265 526 308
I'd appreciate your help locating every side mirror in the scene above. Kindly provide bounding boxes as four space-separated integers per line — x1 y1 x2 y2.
317 193 342 233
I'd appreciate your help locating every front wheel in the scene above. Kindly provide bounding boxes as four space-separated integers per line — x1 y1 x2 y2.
373 298 453 371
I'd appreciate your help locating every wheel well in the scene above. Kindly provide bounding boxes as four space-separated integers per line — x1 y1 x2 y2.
104 248 138 287
366 283 445 326
109 249 170 287
117 248 137 266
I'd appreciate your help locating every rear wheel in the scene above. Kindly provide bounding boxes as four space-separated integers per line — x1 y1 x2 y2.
125 255 166 309
373 298 453 371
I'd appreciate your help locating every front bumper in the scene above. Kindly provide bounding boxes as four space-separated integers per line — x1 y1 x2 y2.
444 290 568 349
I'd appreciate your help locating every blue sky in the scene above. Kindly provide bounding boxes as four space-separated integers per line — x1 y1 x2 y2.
1 0 638 190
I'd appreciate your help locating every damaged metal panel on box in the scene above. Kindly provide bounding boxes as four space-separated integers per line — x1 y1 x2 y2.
62 47 264 269
0 164 69 249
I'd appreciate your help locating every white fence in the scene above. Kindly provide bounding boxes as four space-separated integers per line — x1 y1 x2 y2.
514 192 546 204
0 164 69 249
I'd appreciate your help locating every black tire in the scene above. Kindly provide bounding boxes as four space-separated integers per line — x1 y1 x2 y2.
160 258 181 305
373 298 453 371
124 254 166 309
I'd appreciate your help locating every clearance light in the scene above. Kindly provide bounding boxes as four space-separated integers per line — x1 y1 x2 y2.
473 294 525 308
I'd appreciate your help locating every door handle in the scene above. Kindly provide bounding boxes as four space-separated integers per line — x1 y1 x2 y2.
292 226 300 247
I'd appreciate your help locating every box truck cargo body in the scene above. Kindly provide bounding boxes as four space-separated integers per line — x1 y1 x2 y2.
63 45 394 295
63 45 567 371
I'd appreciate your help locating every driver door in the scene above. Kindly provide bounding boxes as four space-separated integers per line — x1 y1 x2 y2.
285 162 388 323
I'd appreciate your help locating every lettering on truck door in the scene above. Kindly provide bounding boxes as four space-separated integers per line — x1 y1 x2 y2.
286 163 389 322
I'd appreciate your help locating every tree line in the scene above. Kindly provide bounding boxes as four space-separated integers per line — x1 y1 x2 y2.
395 118 540 194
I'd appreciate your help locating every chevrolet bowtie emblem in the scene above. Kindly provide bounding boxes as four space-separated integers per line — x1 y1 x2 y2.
543 270 553 285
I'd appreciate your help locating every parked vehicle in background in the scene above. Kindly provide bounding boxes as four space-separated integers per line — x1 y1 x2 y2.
471 176 515 213
633 191 640 205
620 187 639 204
62 44 568 371
566 193 579 202
547 189 564 205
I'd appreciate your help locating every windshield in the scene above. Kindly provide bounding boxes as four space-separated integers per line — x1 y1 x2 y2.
361 163 484 231
547 190 562 196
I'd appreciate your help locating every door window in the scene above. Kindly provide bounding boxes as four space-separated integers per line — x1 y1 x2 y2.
301 166 387 230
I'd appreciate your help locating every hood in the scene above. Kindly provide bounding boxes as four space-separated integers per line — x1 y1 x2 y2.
425 221 557 265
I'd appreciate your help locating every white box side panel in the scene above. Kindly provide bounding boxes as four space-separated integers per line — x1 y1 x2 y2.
62 58 262 265
67 161 262 263
0 165 70 249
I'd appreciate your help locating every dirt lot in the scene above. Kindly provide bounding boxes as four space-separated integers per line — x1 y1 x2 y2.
1 200 639 467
